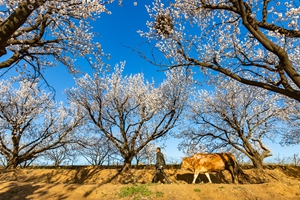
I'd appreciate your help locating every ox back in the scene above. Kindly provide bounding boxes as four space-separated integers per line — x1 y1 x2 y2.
181 152 242 184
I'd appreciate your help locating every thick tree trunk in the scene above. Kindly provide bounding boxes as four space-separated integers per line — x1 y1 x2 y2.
119 156 134 173
6 157 19 169
0 1 41 57
250 156 264 170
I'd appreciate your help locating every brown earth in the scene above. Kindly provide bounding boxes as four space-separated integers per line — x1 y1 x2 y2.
0 165 300 200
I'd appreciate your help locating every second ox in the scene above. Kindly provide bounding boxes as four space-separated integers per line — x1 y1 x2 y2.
181 152 243 184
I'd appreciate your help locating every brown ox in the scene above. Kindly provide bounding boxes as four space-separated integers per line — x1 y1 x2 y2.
181 152 242 184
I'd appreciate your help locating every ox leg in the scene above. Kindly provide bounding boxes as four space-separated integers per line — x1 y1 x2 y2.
205 172 212 184
192 172 199 184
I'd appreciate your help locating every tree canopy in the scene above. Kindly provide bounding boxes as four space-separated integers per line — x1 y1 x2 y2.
0 0 112 78
0 77 82 168
179 79 290 169
67 65 193 171
140 0 300 102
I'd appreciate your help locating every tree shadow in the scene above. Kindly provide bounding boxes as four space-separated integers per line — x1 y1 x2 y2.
0 183 51 200
0 166 123 199
36 184 69 200
73 167 100 184
83 169 122 198
279 166 300 179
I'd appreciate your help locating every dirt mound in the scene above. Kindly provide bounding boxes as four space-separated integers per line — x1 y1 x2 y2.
0 166 300 200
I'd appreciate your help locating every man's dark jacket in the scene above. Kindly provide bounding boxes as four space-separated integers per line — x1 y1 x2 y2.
155 152 166 168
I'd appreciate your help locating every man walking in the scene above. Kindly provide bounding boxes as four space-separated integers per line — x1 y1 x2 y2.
152 147 172 184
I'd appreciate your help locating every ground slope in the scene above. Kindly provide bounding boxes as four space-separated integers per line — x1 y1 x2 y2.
0 165 299 200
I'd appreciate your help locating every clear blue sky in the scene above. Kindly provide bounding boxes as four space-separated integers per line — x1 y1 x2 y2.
44 0 168 99
1 0 299 163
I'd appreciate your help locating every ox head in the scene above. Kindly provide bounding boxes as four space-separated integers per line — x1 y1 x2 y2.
181 157 194 172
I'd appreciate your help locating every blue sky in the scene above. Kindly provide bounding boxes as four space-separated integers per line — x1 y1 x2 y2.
44 0 168 97
1 0 299 163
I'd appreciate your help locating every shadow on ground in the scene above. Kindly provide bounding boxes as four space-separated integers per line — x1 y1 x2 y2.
0 183 38 200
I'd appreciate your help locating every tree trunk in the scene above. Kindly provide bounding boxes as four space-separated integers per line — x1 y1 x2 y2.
7 157 19 169
0 2 41 57
250 156 264 170
119 156 134 173
54 160 60 167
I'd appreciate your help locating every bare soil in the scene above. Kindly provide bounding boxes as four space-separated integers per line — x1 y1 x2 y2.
0 165 299 200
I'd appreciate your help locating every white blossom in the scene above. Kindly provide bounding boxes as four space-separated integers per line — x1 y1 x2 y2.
179 79 290 168
0 0 113 75
140 0 300 102
66 65 193 170
0 77 83 168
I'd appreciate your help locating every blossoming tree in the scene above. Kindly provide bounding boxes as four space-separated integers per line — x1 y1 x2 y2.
282 102 300 145
0 77 83 168
79 132 120 166
0 0 112 75
140 0 300 102
67 65 193 172
179 79 290 169
134 142 157 165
